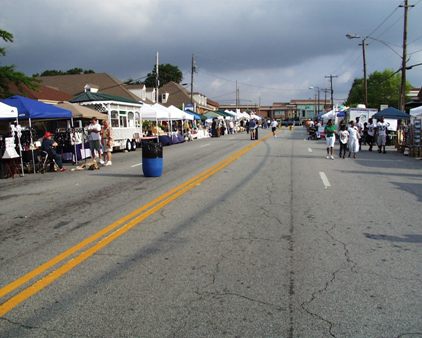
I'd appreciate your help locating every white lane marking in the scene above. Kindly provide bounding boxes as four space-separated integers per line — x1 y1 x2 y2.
200 143 210 148
308 148 313 153
131 163 143 167
319 171 331 189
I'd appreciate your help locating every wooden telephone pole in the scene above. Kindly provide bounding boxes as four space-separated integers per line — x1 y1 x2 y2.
325 75 338 109
399 0 414 112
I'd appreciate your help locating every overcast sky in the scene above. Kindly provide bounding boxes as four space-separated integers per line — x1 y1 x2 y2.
1 0 421 105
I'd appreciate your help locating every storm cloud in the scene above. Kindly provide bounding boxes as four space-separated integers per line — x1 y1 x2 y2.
1 0 421 105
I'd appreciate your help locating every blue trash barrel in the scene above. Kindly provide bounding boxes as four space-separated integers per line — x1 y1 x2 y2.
142 140 163 177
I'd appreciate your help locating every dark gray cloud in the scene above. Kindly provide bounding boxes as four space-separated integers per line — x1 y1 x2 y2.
1 0 421 104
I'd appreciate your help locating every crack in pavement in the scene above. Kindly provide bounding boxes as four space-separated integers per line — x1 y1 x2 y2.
299 266 340 338
325 224 358 274
287 138 296 338
0 317 84 337
298 226 343 338
298 223 361 338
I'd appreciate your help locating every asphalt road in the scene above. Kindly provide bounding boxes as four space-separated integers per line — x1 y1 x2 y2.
0 127 421 337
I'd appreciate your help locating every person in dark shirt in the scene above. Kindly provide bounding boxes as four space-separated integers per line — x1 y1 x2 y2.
41 132 65 172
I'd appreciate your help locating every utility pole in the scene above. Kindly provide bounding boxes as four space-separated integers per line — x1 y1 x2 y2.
399 0 414 112
359 39 368 107
322 88 330 109
325 75 338 109
155 52 159 103
317 88 320 117
191 54 196 106
235 80 239 111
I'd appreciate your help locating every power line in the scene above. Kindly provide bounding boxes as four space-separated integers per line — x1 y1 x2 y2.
200 68 309 92
373 13 402 40
408 47 422 56
367 6 400 38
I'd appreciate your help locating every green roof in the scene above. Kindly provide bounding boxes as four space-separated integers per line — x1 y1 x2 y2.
70 91 139 104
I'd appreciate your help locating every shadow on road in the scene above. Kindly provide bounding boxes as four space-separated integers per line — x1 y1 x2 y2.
364 233 422 243
0 138 274 337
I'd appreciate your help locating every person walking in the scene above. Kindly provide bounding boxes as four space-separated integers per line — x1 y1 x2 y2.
324 119 336 159
228 120 234 134
376 116 388 154
338 124 349 159
87 117 102 164
101 120 113 166
347 120 360 158
366 118 375 151
355 117 364 151
270 119 278 137
249 118 257 140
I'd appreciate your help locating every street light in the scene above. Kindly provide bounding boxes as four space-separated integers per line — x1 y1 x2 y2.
346 33 368 108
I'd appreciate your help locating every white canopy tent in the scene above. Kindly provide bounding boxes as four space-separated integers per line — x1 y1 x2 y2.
140 103 167 120
224 110 238 118
241 112 251 119
0 102 24 176
410 106 422 118
321 109 336 121
168 105 193 121
0 101 18 119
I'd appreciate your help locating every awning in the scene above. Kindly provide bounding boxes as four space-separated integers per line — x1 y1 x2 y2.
55 101 107 120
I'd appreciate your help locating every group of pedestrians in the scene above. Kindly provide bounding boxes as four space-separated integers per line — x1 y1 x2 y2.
324 116 390 160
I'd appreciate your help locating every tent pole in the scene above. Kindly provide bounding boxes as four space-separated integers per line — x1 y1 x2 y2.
16 117 24 176
71 117 78 164
29 118 36 174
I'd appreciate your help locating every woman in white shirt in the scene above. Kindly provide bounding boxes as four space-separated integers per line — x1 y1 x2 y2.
347 120 360 158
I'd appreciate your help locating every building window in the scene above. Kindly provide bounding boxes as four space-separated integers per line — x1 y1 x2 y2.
128 111 135 127
135 112 141 128
119 111 127 128
111 111 119 127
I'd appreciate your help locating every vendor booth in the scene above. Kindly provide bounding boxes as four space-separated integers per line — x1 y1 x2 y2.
410 106 422 118
55 101 107 162
398 106 422 156
1 95 72 173
372 107 411 154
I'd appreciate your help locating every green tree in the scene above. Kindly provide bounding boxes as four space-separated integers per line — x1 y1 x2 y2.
124 78 144 85
144 64 183 88
0 29 39 98
33 68 96 77
345 69 412 109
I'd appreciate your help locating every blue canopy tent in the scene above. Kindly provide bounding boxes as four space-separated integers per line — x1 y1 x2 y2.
184 109 203 120
1 96 72 173
1 95 72 119
372 107 410 120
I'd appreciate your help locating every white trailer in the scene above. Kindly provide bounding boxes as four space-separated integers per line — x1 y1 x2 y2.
347 108 378 124
80 101 143 151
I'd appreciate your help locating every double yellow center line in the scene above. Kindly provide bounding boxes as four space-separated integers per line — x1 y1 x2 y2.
0 134 271 317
